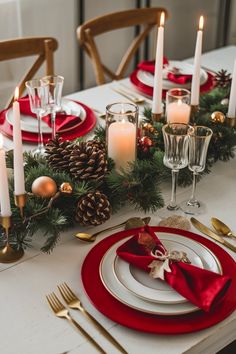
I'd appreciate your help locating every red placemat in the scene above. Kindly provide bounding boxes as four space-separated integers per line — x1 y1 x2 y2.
81 226 236 334
129 70 215 98
0 100 96 144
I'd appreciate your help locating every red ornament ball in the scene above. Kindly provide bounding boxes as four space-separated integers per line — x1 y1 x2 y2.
138 136 153 153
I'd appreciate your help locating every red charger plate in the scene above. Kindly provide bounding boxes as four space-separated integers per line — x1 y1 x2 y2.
81 226 236 334
0 100 96 144
130 69 215 98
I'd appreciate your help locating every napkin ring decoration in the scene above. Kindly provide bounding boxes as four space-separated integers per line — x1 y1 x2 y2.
148 245 191 280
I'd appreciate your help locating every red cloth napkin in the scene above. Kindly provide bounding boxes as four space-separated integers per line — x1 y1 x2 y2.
18 97 82 132
116 225 231 312
138 60 192 85
167 72 192 84
138 58 168 74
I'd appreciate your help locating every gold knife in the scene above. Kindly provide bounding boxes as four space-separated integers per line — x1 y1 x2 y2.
191 217 236 252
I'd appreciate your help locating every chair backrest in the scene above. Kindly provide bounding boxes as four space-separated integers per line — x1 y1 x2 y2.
0 37 58 108
77 8 168 85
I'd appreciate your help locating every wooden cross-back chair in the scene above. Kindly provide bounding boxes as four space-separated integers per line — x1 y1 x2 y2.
0 37 58 108
77 8 168 85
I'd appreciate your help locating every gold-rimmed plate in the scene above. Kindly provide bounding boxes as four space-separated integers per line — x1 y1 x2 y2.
113 234 221 305
99 234 222 316
6 98 86 134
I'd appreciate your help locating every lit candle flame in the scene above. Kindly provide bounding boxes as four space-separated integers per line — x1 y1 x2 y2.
14 86 19 101
160 12 165 27
0 133 3 149
177 99 182 105
199 15 204 31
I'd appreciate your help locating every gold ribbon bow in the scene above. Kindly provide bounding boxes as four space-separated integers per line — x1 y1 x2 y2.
148 245 191 280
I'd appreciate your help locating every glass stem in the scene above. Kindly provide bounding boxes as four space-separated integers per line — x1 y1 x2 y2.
189 172 198 202
37 112 44 152
168 169 179 209
51 111 56 139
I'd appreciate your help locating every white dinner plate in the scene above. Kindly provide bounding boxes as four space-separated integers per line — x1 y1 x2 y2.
6 98 86 134
114 236 204 304
137 61 208 90
100 234 222 316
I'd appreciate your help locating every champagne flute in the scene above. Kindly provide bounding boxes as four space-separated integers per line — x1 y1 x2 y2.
162 123 194 211
180 126 213 214
41 75 64 139
25 79 49 154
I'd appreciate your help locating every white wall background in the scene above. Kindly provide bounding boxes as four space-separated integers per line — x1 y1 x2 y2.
0 0 78 109
0 0 235 108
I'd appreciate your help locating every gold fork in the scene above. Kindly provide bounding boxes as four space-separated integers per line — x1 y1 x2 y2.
58 283 128 354
46 292 105 354
112 87 145 104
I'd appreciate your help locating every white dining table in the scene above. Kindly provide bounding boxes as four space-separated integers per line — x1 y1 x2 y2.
1 45 236 354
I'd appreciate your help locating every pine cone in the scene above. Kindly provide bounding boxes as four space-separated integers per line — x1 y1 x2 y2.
69 141 107 181
214 69 231 88
87 139 106 152
75 191 111 226
45 135 72 173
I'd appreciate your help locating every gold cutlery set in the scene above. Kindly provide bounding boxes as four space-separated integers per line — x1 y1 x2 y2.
46 282 127 354
93 84 151 118
46 219 235 352
75 216 151 242
191 217 236 252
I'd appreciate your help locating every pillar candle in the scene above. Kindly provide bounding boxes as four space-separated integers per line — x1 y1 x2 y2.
191 16 204 106
13 87 25 195
152 12 165 115
0 134 12 217
108 120 136 171
167 100 191 123
227 60 236 118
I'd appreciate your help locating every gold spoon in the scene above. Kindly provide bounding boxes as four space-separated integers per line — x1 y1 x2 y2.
75 216 151 242
211 217 236 240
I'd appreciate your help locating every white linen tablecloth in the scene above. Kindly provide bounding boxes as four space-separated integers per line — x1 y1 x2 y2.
0 46 236 354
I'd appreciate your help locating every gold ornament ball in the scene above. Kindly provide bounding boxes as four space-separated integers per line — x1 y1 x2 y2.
60 182 73 194
211 111 225 124
32 176 57 198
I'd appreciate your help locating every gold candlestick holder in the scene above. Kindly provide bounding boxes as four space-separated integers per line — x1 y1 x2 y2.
190 105 199 124
225 116 236 128
152 112 162 122
14 193 27 218
0 215 24 263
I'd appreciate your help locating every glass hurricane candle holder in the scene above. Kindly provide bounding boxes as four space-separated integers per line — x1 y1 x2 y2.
166 88 191 124
106 102 138 172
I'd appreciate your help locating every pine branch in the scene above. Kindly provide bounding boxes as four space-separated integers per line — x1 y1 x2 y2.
40 209 68 253
94 125 106 142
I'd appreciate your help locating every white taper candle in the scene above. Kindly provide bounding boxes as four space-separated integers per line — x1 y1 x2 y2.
227 60 236 118
13 87 25 195
191 16 204 106
152 12 165 115
0 134 12 217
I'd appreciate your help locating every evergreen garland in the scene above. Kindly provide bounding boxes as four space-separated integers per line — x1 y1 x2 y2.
2 81 236 253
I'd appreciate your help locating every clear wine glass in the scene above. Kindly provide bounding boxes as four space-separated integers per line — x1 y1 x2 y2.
180 126 213 214
25 78 49 154
41 75 64 139
162 123 194 211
